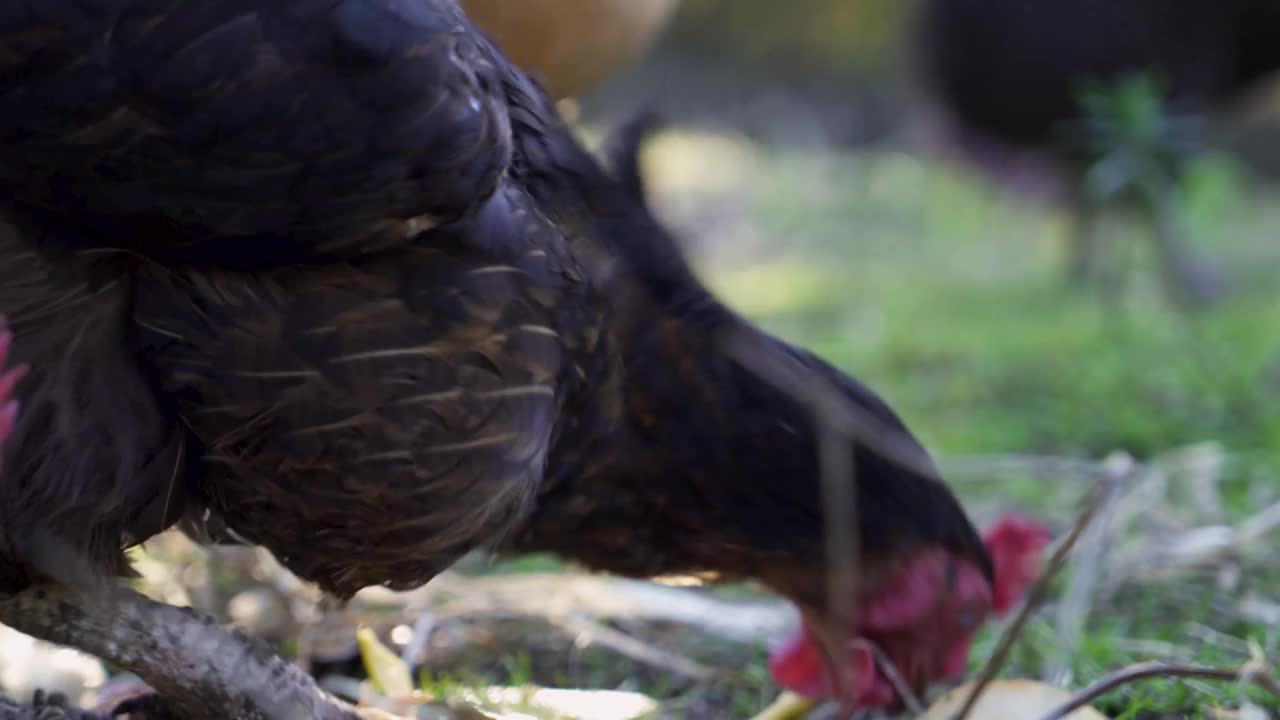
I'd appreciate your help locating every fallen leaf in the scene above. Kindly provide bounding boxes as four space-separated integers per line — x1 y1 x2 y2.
918 679 1109 720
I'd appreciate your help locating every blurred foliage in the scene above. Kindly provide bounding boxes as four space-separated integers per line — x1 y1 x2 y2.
1075 73 1206 202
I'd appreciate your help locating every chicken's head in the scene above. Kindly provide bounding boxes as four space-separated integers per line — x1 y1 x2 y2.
710 343 1054 711
765 512 1051 710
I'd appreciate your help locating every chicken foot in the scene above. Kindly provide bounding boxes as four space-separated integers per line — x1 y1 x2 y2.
0 583 361 720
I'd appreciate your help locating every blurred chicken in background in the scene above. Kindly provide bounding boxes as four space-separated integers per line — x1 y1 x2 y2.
914 0 1280 308
462 0 681 118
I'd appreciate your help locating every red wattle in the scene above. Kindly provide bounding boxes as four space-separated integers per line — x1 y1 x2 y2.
768 628 827 697
768 628 881 704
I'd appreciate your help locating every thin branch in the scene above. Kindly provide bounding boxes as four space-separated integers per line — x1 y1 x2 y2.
719 327 862 701
0 583 360 720
383 571 794 645
857 639 924 715
720 327 942 480
948 464 1124 720
938 454 1106 482
1049 452 1131 685
1038 660 1280 720
400 613 437 668
555 614 716 681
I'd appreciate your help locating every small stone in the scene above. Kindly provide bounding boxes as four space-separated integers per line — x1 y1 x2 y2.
227 588 290 638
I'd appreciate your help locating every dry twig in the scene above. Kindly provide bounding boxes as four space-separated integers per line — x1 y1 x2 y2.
720 327 864 702
857 639 925 715
1037 659 1280 720
1049 452 1131 686
719 328 942 481
948 462 1127 720
0 584 360 720
367 571 793 645
555 614 716 681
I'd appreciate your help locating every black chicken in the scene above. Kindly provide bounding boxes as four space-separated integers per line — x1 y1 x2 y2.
915 0 1280 307
0 1 1044 717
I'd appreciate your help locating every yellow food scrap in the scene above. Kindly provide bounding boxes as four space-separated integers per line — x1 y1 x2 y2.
356 627 414 699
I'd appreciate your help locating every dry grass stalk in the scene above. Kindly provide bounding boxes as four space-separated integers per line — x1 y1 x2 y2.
948 460 1127 720
1048 452 1131 686
1036 659 1280 720
555 614 716 681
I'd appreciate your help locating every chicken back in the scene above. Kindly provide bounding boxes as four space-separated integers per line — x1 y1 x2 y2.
0 0 511 262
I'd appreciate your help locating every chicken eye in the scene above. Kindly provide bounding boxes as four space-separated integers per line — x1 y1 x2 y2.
954 608 980 631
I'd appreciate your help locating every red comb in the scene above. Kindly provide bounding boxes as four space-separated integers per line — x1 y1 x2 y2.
981 512 1053 615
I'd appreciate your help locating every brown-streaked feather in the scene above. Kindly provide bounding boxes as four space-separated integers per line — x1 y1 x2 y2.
0 0 513 262
130 184 607 600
